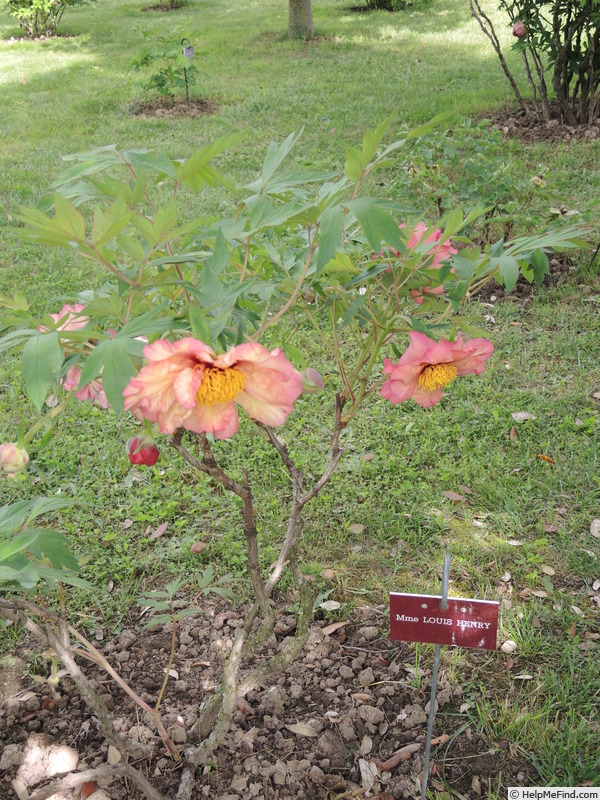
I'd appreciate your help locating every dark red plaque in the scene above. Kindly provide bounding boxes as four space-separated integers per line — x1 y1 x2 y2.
390 593 499 650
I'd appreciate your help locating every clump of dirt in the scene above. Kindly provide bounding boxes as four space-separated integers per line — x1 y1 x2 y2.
132 98 219 118
485 105 600 144
0 603 536 799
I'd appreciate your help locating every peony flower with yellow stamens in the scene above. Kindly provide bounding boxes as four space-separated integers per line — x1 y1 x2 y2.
381 331 494 408
123 338 304 440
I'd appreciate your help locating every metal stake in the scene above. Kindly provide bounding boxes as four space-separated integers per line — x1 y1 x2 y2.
421 552 450 800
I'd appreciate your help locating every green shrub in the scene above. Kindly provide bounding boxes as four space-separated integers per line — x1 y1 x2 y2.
133 36 200 106
4 0 93 38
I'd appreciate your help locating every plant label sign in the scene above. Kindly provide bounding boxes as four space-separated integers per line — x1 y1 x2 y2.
390 593 499 650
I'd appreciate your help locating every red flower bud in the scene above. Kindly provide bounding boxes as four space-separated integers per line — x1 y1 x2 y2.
127 436 159 466
512 21 527 38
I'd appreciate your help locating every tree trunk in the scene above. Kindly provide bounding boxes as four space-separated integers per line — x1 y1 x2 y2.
288 0 314 40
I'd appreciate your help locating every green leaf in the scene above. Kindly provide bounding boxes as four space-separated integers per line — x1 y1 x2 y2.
317 205 344 275
78 339 137 415
497 255 520 292
530 249 550 284
344 145 364 183
0 531 42 563
22 332 63 411
262 131 302 185
91 196 133 246
188 305 212 344
347 200 403 253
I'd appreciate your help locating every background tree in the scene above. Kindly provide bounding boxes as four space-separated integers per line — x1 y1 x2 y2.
288 0 314 39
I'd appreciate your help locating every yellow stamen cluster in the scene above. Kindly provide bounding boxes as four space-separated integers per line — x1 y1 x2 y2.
196 366 246 406
417 363 458 391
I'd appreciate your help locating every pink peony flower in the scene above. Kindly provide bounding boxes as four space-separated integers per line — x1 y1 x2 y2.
127 435 159 466
381 331 494 408
123 338 304 440
0 443 29 476
41 303 89 332
63 366 109 409
512 20 527 37
403 222 457 305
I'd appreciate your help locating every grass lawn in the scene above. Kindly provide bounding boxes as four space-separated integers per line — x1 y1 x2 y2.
1 0 599 793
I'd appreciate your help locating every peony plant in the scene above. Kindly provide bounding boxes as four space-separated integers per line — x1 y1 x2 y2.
0 121 584 798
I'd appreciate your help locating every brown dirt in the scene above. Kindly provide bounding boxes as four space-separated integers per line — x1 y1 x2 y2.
132 98 219 119
475 252 580 305
141 2 185 11
0 603 536 800
484 105 600 144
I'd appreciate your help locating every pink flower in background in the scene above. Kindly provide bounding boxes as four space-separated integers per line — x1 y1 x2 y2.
0 443 29 477
41 303 89 332
403 222 457 305
127 436 160 467
63 366 109 409
512 20 527 37
381 331 494 408
123 338 304 440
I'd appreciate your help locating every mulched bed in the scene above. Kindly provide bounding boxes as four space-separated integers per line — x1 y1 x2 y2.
485 105 600 145
132 98 219 119
0 603 536 800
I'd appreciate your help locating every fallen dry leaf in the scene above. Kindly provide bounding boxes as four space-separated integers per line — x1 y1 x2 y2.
511 412 537 422
191 541 206 554
358 758 379 791
532 616 541 629
501 571 512 582
123 519 133 529
543 524 559 533
571 605 584 616
554 506 568 516
458 484 474 495
569 621 577 638
322 620 349 636
531 590 548 598
541 565 556 576
379 743 420 771
429 733 450 746
349 523 365 535
514 673 533 680
235 697 254 715
285 722 319 737
593 580 600 591
536 454 556 464
508 539 524 546
352 692 373 702
149 521 168 540
471 775 482 796
81 782 98 799
505 656 515 671
510 425 517 440
443 491 464 504
519 588 531 599
320 568 337 581
320 600 341 612
590 519 600 539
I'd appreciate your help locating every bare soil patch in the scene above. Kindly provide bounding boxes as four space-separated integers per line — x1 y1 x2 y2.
132 98 219 119
485 105 600 145
475 252 580 305
141 2 185 11
0 603 536 799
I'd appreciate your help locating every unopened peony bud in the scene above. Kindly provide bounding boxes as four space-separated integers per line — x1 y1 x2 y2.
127 436 159 466
0 443 29 476
299 368 324 394
512 21 527 37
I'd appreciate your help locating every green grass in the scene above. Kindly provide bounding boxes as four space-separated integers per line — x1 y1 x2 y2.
1 0 600 790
